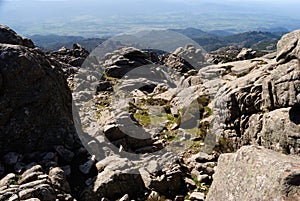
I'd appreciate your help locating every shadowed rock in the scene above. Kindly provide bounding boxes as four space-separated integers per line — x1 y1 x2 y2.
0 25 35 48
0 28 80 155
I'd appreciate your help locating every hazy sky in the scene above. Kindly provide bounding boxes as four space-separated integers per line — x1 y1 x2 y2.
0 0 299 36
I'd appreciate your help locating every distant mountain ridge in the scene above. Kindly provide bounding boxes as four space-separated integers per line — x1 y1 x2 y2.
30 34 105 52
31 28 287 52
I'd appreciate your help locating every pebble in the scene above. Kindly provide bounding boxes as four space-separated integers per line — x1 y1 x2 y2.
184 177 197 190
119 194 130 201
197 174 210 183
189 192 205 201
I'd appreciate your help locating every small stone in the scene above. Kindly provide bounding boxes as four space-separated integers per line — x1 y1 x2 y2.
73 43 82 50
185 177 197 190
58 46 67 53
7 194 18 201
57 193 73 201
237 48 256 60
297 94 300 102
95 161 105 172
103 124 126 141
191 169 201 179
175 195 185 201
79 155 96 175
189 152 215 163
119 194 130 201
49 167 70 193
197 174 210 184
190 192 205 201
37 174 48 180
2 152 20 165
147 191 162 201
170 123 180 130
196 162 216 176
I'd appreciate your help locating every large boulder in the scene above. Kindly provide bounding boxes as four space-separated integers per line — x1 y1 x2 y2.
81 156 146 200
236 48 256 60
103 47 153 78
0 25 34 48
0 28 79 155
206 146 300 201
163 45 206 73
276 29 300 64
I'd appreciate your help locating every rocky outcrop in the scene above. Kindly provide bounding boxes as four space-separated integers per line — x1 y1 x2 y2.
48 43 89 68
102 47 154 79
206 146 300 201
0 165 73 201
276 29 300 64
163 45 206 73
0 25 94 200
0 26 79 155
236 48 256 60
206 45 240 64
0 25 34 48
205 30 300 154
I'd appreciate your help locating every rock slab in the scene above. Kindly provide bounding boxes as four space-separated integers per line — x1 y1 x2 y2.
206 146 300 201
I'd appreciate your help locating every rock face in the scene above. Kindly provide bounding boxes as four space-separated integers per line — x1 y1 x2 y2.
0 25 79 155
206 146 300 201
276 29 300 64
205 30 300 154
0 25 34 48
